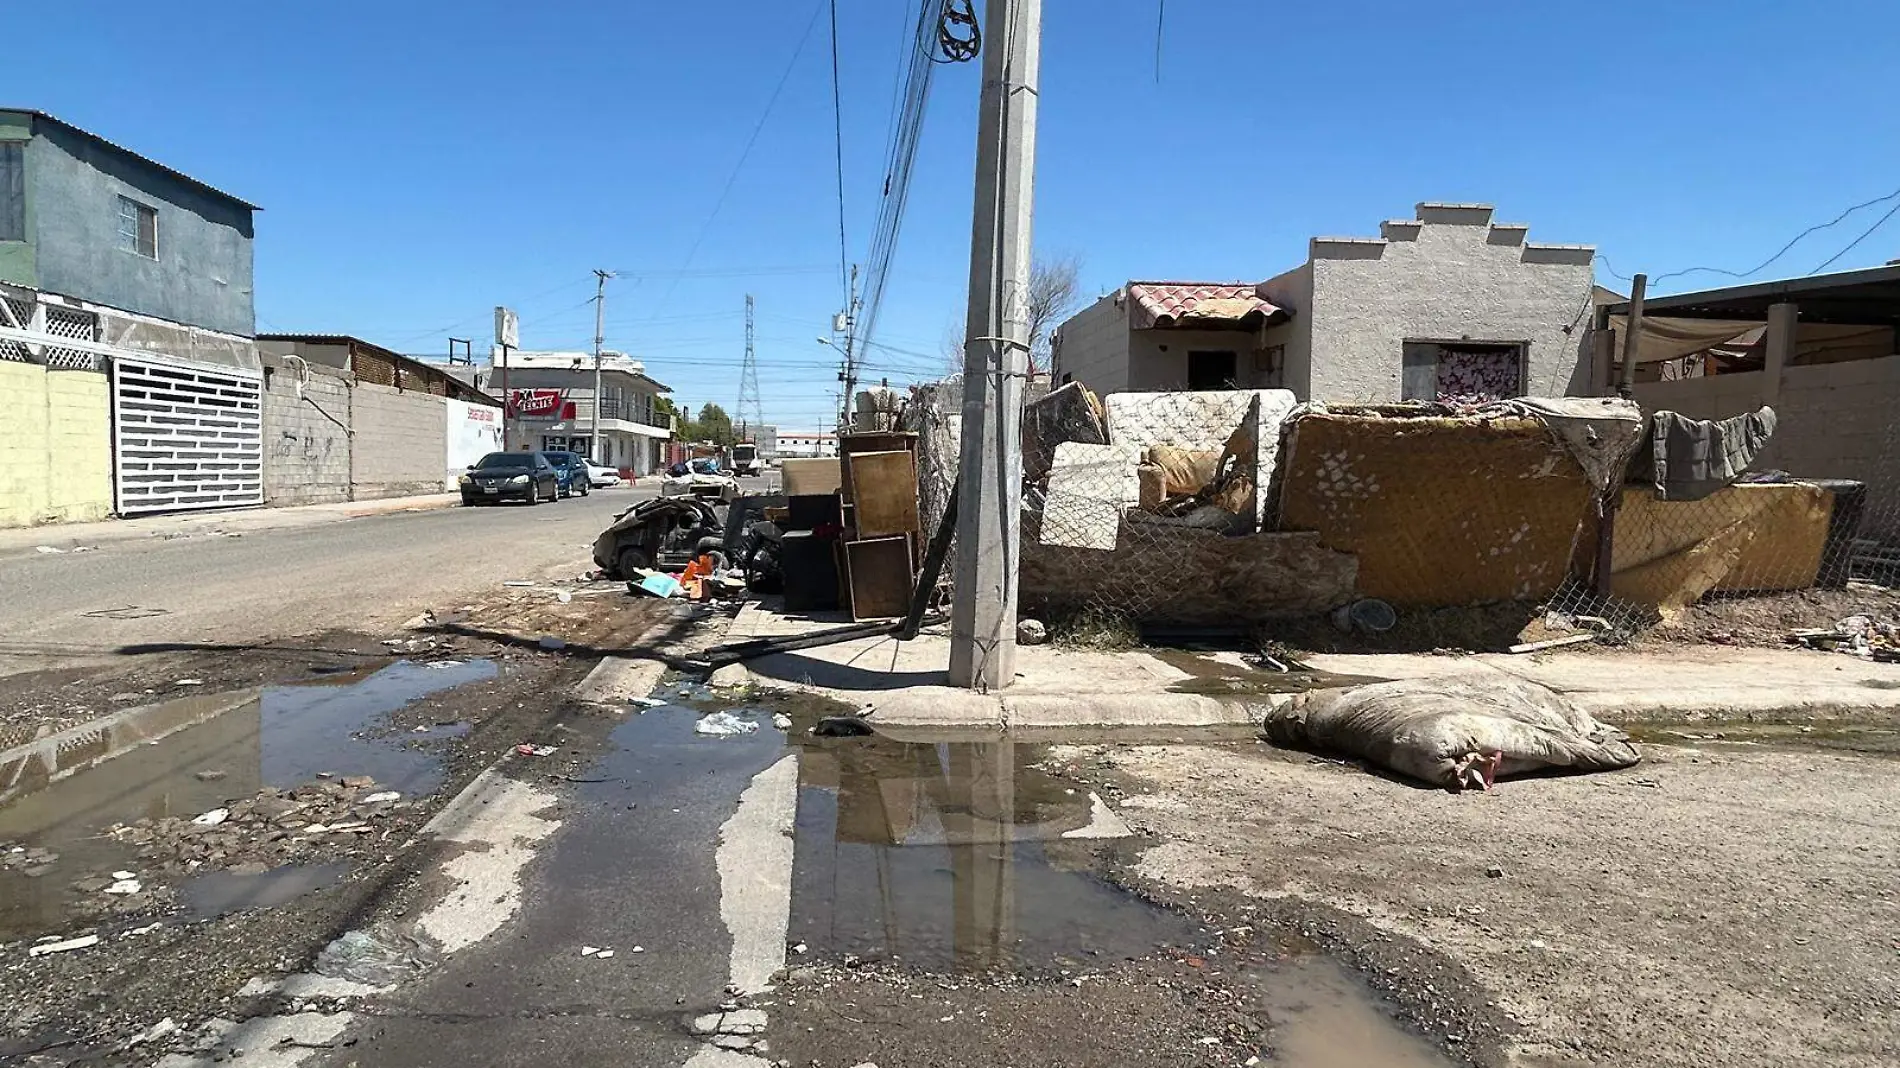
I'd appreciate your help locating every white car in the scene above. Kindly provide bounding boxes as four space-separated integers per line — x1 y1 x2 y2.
660 459 739 502
586 461 623 488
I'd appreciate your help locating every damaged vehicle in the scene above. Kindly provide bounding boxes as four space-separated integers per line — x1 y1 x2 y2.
660 458 740 503
592 497 727 577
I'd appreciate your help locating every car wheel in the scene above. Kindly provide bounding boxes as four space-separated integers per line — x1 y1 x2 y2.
616 544 653 577
578 480 590 497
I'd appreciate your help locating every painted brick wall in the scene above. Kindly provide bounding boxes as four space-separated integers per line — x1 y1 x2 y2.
261 367 351 505
1051 293 1131 394
1634 356 1900 540
0 361 112 527
351 383 449 499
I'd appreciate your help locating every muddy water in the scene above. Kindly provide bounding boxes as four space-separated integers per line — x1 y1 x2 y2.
1252 955 1459 1068
0 659 495 940
183 861 351 919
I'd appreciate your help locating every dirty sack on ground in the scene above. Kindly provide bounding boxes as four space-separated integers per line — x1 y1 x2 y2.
1263 675 1641 790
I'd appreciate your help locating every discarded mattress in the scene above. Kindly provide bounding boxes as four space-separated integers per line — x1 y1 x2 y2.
1263 676 1640 791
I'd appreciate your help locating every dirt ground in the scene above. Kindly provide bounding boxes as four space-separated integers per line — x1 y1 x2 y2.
1644 583 1900 648
1047 736 1900 1068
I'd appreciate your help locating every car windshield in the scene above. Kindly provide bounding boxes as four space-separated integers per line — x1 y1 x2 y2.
472 452 530 470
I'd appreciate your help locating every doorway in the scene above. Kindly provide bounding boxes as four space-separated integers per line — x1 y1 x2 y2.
1187 350 1238 391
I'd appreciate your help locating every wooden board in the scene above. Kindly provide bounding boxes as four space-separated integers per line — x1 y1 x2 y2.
848 449 920 538
839 431 917 507
845 536 914 620
780 457 843 496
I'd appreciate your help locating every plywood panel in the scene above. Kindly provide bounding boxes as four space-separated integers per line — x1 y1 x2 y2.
845 536 914 620
780 457 843 496
849 450 920 538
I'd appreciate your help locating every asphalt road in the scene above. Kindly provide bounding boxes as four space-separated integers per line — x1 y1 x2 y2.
0 485 661 676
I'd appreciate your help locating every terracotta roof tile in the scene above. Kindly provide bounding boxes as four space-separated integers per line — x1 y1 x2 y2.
1126 282 1283 329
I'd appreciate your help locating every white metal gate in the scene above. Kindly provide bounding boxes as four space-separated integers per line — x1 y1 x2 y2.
111 355 264 514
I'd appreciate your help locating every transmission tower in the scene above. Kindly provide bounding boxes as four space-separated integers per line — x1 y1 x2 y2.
737 294 764 435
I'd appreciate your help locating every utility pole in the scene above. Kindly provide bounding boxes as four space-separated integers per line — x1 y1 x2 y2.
837 265 860 431
949 0 1040 690
590 269 613 463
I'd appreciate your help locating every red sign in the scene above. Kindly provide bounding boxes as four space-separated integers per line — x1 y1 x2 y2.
508 389 575 419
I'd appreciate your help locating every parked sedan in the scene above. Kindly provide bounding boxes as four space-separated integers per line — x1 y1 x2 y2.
458 451 560 505
586 460 623 488
544 451 592 498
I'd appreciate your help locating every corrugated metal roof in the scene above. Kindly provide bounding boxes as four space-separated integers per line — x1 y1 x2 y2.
6 108 261 211
1126 282 1284 330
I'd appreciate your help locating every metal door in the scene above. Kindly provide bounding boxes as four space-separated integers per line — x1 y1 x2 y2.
111 354 264 514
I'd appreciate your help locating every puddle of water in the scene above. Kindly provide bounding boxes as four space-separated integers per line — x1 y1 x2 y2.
0 659 496 941
790 734 1202 971
183 862 350 919
1150 649 1389 697
1251 955 1458 1068
1626 721 1900 758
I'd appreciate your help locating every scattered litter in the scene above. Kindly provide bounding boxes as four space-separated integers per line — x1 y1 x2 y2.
35 545 65 554
1485 866 1506 879
629 696 667 709
174 679 205 686
854 703 877 719
316 929 430 987
104 879 143 895
1330 597 1397 634
516 744 560 757
632 946 644 953
27 934 100 957
1198 1037 1221 1046
192 808 231 827
537 635 567 651
792 942 808 955
1790 615 1900 661
503 580 537 587
361 791 401 804
582 946 601 956
111 870 136 880
695 712 759 737
127 1017 178 1046
122 923 163 938
596 949 615 959
631 571 684 599
194 769 227 782
556 591 573 604
772 713 793 731
423 659 466 669
1016 618 1048 645
72 545 98 553
1509 632 1600 654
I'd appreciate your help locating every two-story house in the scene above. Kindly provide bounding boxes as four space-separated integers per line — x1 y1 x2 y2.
0 108 262 520
447 350 673 476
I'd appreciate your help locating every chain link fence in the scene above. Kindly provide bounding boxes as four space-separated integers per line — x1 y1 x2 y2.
908 375 1900 654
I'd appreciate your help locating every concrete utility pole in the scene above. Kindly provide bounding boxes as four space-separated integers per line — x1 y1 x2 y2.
949 0 1041 690
838 265 860 431
590 269 613 462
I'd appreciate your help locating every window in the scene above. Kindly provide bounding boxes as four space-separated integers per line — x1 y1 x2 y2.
1402 341 1524 402
0 141 23 242
1187 350 1238 391
117 195 157 259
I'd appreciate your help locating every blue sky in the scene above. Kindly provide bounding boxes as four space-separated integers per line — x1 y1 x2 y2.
9 0 1900 430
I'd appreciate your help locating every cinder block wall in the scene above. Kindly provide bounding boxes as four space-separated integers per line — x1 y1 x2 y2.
351 383 449 499
1634 355 1900 541
261 368 351 505
0 361 113 527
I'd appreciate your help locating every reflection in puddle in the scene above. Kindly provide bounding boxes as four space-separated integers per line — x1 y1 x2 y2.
1253 955 1457 1068
0 659 495 940
791 735 1201 971
183 862 350 919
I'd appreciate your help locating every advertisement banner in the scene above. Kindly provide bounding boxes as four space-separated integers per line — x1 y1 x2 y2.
446 400 504 487
508 389 575 420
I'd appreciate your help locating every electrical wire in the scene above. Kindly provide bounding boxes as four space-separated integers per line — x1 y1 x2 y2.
1809 199 1900 275
1647 182 1900 287
828 0 850 297
655 0 829 309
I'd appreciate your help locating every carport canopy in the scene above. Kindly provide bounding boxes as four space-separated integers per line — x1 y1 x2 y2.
1605 263 1900 364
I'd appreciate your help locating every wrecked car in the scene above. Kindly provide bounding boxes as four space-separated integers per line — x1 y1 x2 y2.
592 497 726 577
660 458 739 503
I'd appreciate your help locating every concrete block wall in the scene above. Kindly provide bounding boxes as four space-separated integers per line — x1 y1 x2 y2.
1051 293 1131 393
351 383 450 499
1634 355 1900 540
261 368 351 506
0 361 112 527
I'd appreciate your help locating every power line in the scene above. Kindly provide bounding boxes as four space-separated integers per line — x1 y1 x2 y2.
1810 199 1900 275
828 0 849 298
1647 183 1900 287
656 0 829 309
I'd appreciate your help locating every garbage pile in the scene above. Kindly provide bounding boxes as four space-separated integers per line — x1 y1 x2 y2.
1263 676 1642 791
1789 615 1900 661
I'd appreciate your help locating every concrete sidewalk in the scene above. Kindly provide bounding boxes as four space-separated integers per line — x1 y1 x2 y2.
0 492 461 557
722 603 1900 732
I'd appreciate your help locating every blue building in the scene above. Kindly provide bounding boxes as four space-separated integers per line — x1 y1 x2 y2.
0 108 258 337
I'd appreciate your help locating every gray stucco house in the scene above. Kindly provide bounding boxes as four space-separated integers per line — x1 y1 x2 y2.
0 108 258 337
1053 203 1598 403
